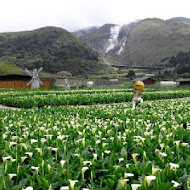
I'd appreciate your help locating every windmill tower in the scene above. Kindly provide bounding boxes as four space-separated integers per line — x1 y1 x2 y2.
25 67 44 89
64 79 70 90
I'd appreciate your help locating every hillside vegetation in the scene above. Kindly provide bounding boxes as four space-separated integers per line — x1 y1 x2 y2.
82 24 115 54
169 50 190 74
0 61 21 75
118 18 190 66
0 27 108 76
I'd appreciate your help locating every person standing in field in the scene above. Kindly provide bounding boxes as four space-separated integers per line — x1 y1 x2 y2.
132 81 144 109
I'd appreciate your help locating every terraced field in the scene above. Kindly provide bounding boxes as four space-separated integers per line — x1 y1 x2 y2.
0 89 190 190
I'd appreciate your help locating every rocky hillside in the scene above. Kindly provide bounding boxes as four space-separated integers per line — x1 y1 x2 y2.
82 22 138 56
0 27 108 76
81 18 190 67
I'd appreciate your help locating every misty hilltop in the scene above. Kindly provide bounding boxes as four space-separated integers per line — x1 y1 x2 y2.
166 16 190 23
0 26 108 76
73 26 100 37
79 17 190 68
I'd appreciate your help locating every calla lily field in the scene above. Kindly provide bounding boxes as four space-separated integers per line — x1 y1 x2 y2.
0 88 190 189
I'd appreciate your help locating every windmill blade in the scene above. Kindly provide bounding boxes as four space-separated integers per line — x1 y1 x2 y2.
37 67 43 74
26 79 33 86
25 68 32 77
37 77 44 85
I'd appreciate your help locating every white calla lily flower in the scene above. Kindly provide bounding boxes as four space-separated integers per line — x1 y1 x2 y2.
31 166 39 173
171 180 180 187
8 173 17 180
31 139 38 144
60 160 66 167
2 156 11 162
25 152 33 158
69 180 78 190
131 184 141 190
81 167 89 179
60 186 69 190
146 176 156 186
169 163 179 171
120 179 129 188
22 186 33 190
124 173 134 178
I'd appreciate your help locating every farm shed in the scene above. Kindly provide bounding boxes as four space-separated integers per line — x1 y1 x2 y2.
87 81 94 87
0 74 54 89
176 78 190 86
132 76 156 85
178 73 190 78
160 81 179 87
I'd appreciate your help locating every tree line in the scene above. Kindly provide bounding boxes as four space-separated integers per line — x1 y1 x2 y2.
169 50 190 74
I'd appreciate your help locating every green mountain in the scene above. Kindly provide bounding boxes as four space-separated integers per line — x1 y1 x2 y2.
81 18 190 68
0 26 108 76
82 24 116 54
118 18 190 67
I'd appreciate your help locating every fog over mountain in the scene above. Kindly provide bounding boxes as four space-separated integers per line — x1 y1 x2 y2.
73 26 100 37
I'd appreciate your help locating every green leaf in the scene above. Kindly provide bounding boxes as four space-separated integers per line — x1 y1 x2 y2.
11 178 28 190
105 178 115 188
120 147 127 157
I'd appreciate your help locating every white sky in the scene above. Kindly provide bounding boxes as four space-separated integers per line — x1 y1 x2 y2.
0 0 190 33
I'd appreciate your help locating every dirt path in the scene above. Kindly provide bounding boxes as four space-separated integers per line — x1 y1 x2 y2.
0 104 21 110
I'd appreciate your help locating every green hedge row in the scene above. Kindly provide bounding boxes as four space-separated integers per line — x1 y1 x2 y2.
1 90 190 108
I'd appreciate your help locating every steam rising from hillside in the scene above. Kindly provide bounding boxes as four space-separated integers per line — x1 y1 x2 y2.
117 36 127 55
106 25 126 55
106 25 121 53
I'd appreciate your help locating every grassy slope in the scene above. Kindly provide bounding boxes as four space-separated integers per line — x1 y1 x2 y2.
0 62 21 75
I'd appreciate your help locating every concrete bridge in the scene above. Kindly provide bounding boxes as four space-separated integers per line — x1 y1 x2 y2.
111 65 166 71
